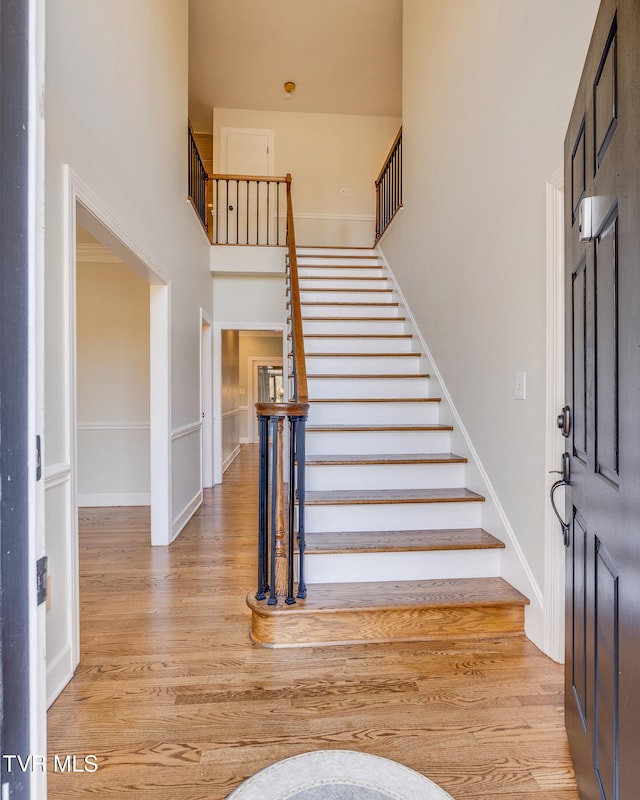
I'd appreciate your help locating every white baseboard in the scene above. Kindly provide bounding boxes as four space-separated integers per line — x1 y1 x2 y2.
223 444 241 473
239 437 250 444
47 644 77 708
171 489 203 541
77 492 150 507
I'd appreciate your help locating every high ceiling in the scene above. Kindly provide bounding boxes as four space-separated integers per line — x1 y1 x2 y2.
188 0 402 131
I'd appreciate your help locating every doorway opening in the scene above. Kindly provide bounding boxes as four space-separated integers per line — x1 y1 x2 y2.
213 325 285 483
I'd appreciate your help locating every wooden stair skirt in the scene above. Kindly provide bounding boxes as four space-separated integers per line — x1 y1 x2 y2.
246 578 529 648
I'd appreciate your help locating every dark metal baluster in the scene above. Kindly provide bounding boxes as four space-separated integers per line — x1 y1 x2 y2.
256 414 268 600
296 416 307 599
246 180 249 245
256 181 260 244
286 416 297 604
266 181 270 245
268 415 279 605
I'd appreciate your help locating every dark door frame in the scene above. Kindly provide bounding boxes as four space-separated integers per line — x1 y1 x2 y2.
0 0 34 796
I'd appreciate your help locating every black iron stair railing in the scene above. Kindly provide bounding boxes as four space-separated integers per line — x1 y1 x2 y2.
375 127 402 243
255 174 309 605
209 174 288 246
187 124 209 236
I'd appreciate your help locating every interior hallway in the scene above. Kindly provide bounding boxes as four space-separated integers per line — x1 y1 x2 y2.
47 445 578 800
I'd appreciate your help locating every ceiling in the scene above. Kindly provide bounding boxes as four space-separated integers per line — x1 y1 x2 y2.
188 0 402 131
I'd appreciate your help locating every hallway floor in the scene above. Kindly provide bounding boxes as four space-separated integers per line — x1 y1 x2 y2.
47 445 579 800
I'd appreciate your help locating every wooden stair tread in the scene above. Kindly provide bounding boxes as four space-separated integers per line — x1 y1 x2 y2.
300 316 406 322
301 301 399 307
306 452 466 465
307 373 429 379
300 288 391 293
304 528 504 554
309 397 438 404
298 276 388 282
294 355 422 360
306 423 453 432
305 487 485 505
248 578 529 615
303 334 412 339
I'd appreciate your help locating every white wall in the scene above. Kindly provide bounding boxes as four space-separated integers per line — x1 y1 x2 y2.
76 260 150 505
221 330 240 469
44 0 212 703
213 108 400 246
380 1 599 596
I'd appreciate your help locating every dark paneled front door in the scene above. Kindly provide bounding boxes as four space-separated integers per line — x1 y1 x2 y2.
564 1 640 798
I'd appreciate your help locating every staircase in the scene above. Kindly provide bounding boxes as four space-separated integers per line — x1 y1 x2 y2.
248 246 528 647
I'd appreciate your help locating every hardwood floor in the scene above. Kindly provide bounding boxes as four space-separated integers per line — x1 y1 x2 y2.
47 445 578 800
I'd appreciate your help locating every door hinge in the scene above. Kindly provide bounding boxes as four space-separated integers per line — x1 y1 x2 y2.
36 556 48 605
36 434 42 481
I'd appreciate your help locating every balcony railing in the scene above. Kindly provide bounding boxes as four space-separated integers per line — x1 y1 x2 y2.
255 175 308 605
375 127 402 243
187 124 209 236
210 175 288 246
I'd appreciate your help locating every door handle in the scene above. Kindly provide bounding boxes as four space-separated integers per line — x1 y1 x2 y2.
549 452 571 546
557 405 571 438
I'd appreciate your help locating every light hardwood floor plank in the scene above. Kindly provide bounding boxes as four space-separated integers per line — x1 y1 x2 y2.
47 445 577 800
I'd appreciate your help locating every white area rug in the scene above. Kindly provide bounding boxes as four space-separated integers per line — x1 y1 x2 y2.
227 750 455 800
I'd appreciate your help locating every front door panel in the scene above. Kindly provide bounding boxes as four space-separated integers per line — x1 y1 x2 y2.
564 2 640 798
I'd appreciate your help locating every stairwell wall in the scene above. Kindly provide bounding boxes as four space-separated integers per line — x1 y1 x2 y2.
379 0 599 635
44 0 211 703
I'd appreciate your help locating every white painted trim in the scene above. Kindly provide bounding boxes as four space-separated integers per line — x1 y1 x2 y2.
239 437 251 444
223 444 241 473
171 420 202 441
150 283 172 545
544 169 566 663
44 462 72 488
213 322 285 484
201 311 214 489
377 246 546 650
78 493 151 507
221 126 275 175
171 489 203 541
77 421 150 430
222 408 241 419
46 644 75 710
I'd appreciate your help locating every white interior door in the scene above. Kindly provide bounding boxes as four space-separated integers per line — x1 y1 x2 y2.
221 128 275 243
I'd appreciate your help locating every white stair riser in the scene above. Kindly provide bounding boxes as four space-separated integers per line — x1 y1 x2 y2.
303 337 414 354
308 376 429 399
305 355 421 375
307 401 439 426
305 501 482 533
297 257 380 267
303 319 407 335
299 278 390 290
297 248 377 258
301 290 394 304
298 267 384 279
305 462 466 491
306 429 452 455
303 549 501 584
302 304 398 319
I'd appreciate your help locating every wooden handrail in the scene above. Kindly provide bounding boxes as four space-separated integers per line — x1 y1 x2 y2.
285 174 308 404
209 173 289 183
375 127 402 186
